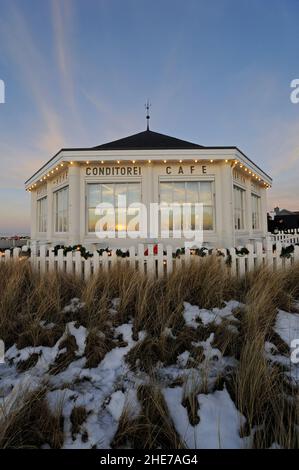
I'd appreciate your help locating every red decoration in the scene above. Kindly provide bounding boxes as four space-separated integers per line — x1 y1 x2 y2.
144 244 158 256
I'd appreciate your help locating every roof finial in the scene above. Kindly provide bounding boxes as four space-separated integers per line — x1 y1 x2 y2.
145 100 151 130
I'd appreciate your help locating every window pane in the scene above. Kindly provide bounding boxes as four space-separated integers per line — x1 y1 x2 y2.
172 182 185 203
87 183 141 233
203 206 213 230
127 183 141 205
186 182 198 203
199 182 212 204
54 187 68 232
234 186 245 230
159 181 214 233
160 182 173 204
101 184 114 205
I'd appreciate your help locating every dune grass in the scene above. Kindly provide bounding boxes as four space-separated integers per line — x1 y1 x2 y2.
0 258 298 448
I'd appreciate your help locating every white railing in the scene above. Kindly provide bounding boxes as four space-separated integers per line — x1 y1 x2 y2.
271 230 299 245
1 241 299 279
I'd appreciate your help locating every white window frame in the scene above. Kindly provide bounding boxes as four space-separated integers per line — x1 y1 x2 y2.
86 181 142 234
37 196 47 233
251 193 261 230
53 186 69 233
234 185 246 231
159 178 215 232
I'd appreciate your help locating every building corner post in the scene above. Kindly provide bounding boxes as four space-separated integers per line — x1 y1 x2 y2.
68 163 81 245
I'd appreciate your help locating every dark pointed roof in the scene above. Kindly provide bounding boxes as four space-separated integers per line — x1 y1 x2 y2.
91 130 204 150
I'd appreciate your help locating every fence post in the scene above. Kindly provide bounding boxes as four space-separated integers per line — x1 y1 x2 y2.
75 251 82 277
255 242 263 268
102 251 109 271
138 243 145 274
66 251 73 274
265 237 273 268
13 247 21 260
147 244 155 276
39 245 46 274
57 248 64 272
166 245 173 275
48 247 55 272
275 241 282 270
4 249 11 262
129 246 135 269
110 250 117 268
238 255 246 277
246 244 254 273
229 247 236 277
157 243 164 277
93 251 100 275
294 245 299 264
84 258 91 280
30 242 37 269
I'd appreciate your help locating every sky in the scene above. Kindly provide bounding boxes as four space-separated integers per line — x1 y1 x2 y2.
0 0 299 234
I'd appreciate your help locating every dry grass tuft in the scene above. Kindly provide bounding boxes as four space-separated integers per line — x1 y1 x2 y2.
112 384 184 449
1 259 299 448
49 334 78 375
70 406 89 439
0 387 64 449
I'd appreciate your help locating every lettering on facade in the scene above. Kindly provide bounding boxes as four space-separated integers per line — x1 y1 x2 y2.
53 170 68 187
37 184 47 198
251 181 260 194
86 166 142 176
165 165 207 175
233 170 246 184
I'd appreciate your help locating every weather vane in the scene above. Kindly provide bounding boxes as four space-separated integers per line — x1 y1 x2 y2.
145 100 151 130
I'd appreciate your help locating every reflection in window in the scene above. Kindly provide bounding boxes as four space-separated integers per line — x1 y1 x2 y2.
54 187 69 232
159 181 214 231
234 186 245 230
87 183 141 232
252 193 261 230
37 196 47 233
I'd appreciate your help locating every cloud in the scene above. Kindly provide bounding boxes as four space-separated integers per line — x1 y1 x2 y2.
0 2 66 154
50 0 85 137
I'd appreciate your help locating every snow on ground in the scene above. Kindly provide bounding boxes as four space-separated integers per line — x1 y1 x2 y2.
183 300 242 327
163 386 249 449
0 299 145 449
273 309 299 383
0 297 296 449
275 310 299 347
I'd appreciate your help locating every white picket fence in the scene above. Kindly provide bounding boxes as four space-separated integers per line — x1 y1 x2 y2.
271 230 299 245
2 240 299 279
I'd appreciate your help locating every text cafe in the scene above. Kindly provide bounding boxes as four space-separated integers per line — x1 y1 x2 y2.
25 128 272 249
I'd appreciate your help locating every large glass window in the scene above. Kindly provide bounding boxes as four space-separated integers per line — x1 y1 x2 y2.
54 186 69 232
37 197 47 233
87 183 141 232
159 181 214 231
234 185 245 230
252 193 261 230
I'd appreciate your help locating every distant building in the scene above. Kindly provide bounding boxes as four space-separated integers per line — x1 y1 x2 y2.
25 127 272 249
268 207 299 232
